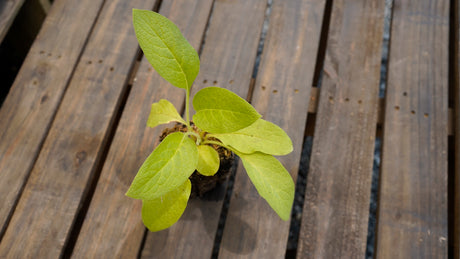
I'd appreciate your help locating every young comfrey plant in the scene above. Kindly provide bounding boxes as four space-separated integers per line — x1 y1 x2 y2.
126 9 295 232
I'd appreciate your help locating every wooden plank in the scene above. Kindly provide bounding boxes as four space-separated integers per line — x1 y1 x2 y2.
376 0 449 258
38 0 51 13
0 0 157 257
140 0 268 257
70 1 214 257
217 0 325 258
0 0 26 42
297 1 384 257
0 0 104 236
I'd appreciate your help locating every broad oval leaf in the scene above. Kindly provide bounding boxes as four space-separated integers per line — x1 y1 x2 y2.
237 152 294 221
210 119 293 156
147 99 186 128
126 132 198 200
133 9 200 90
192 87 261 133
142 179 191 232
196 145 220 176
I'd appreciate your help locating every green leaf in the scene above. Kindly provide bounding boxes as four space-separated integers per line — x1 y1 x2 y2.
210 119 293 156
147 99 186 128
196 145 220 176
133 9 200 90
126 132 198 200
193 87 261 133
142 179 191 232
237 152 294 220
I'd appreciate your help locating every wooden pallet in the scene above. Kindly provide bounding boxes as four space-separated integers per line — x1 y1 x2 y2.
0 0 456 257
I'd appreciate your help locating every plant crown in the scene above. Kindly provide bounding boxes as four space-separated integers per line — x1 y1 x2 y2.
127 9 295 232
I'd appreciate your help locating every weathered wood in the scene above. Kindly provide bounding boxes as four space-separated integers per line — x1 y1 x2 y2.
217 0 325 257
376 0 449 258
140 0 268 257
38 0 51 13
0 0 26 42
298 0 384 257
308 88 454 136
0 0 156 257
70 1 214 257
0 0 104 237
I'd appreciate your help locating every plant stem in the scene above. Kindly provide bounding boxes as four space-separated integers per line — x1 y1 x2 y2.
186 131 202 145
185 89 191 129
201 140 236 153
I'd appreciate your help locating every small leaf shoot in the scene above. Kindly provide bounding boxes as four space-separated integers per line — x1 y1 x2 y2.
193 87 261 133
147 99 186 128
209 119 293 156
142 180 192 232
126 132 198 200
132 9 199 91
196 145 220 176
127 9 295 231
237 151 295 221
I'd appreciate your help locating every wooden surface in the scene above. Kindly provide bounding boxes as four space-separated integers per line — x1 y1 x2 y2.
376 0 449 258
297 0 384 257
0 0 455 257
141 0 268 257
0 0 155 256
0 0 105 237
217 0 324 257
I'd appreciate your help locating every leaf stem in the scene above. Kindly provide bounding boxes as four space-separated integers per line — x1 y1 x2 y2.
201 140 236 153
185 131 201 145
185 89 191 129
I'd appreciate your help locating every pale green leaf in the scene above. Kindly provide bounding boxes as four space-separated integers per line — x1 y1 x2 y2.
210 119 293 156
147 99 186 128
196 145 220 176
126 132 198 200
192 87 261 133
142 180 191 232
133 9 199 90
237 152 294 220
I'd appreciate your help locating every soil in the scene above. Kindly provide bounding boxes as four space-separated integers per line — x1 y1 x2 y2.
159 123 234 198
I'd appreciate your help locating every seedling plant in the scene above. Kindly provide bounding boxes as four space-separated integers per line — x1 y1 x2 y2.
126 9 295 232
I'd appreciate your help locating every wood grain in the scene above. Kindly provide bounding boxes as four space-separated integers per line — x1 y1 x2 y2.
376 0 449 258
140 0 268 258
0 0 156 257
297 0 384 257
70 1 214 257
0 0 104 236
217 0 325 258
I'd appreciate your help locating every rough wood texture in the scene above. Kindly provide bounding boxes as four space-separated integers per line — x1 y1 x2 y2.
141 0 268 257
376 0 449 258
298 1 384 258
0 0 26 42
0 0 156 257
38 0 51 13
71 1 213 257
0 0 104 236
217 0 325 258
0 0 454 257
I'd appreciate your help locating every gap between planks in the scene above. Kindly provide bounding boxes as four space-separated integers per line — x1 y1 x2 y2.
307 86 455 136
